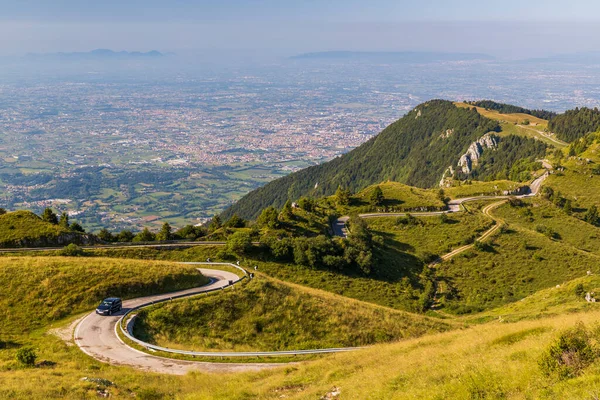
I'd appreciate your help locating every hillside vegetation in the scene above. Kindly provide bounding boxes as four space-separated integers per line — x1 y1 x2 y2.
134 277 451 352
366 211 492 261
224 100 501 219
225 100 552 219
0 211 94 248
549 107 600 142
437 220 598 314
465 99 557 120
0 257 208 335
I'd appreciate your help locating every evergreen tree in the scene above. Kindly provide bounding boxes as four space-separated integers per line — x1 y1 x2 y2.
41 208 58 225
208 215 222 232
156 222 173 241
224 214 246 228
257 206 280 229
69 222 85 233
335 186 351 206
370 186 384 206
280 200 293 220
116 230 135 242
59 212 70 229
298 197 315 212
133 228 155 242
97 228 114 242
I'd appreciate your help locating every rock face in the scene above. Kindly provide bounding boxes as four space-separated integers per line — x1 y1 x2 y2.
458 133 499 174
439 166 455 188
0 232 99 249
502 186 530 196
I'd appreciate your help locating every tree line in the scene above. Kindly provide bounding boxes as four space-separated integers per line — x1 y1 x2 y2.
466 100 557 120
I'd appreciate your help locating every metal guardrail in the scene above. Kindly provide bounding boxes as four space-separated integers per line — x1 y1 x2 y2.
117 262 362 358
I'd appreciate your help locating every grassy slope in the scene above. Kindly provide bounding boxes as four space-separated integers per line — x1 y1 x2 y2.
495 199 600 256
0 211 81 247
4 308 600 398
546 141 600 211
134 276 452 352
437 214 598 313
366 211 492 259
455 101 568 148
348 181 445 212
445 179 524 198
73 246 429 312
0 257 208 336
472 274 600 324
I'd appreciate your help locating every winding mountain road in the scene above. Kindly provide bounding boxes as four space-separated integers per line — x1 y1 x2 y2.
74 267 287 375
333 172 548 239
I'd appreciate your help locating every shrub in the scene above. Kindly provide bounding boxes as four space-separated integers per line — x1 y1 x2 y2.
473 240 490 252
396 214 420 226
226 231 253 255
539 322 597 379
574 283 585 298
16 347 37 367
60 244 84 257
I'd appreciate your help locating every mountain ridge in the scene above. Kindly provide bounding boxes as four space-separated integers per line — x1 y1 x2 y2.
223 100 551 219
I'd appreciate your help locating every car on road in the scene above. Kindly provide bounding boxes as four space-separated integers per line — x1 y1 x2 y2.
96 297 122 315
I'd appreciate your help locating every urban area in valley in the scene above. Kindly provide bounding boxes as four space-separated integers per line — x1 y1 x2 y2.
1 56 600 232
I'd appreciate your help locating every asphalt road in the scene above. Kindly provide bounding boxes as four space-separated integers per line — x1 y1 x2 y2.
333 172 548 238
74 267 286 374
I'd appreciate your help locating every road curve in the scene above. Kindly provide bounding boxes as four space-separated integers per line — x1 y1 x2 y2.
74 267 285 375
333 172 548 238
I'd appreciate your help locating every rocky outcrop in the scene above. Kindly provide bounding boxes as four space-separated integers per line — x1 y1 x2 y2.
0 232 100 249
439 166 455 188
458 133 499 174
502 186 530 196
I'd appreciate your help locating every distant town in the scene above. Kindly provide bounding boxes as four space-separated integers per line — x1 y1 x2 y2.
1 58 599 231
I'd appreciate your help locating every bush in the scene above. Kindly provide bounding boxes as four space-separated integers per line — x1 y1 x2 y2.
226 231 253 255
396 214 420 226
574 283 585 298
539 322 597 379
60 244 85 257
16 347 37 367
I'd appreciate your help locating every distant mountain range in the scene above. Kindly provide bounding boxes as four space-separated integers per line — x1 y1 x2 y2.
25 49 166 60
291 51 495 63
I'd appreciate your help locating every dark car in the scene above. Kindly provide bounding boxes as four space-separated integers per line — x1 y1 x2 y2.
96 297 122 316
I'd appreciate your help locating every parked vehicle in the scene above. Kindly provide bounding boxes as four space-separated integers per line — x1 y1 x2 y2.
96 297 122 316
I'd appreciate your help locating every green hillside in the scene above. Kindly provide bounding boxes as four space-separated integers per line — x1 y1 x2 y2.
0 211 95 248
224 100 548 219
465 99 557 120
134 276 451 352
0 257 208 336
549 107 600 142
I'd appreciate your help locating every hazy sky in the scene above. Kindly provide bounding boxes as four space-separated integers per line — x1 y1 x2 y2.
1 0 600 58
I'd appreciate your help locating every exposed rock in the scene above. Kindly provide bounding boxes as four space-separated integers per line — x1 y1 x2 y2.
321 387 341 399
502 186 530 196
439 165 455 188
415 109 422 119
440 129 454 139
586 292 597 303
458 133 499 174
0 232 99 249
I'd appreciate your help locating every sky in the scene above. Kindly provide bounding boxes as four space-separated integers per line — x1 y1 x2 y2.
1 0 600 58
